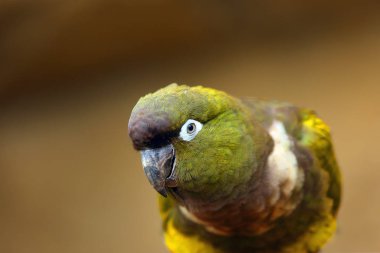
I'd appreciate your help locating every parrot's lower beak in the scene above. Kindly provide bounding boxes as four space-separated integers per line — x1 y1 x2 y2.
140 144 176 197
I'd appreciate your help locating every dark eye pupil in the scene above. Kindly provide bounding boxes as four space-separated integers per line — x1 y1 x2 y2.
187 123 195 133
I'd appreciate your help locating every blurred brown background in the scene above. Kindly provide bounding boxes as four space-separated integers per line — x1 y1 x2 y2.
1 1 380 252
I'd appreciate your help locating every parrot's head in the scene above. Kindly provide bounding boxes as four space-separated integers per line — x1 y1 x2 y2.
128 84 272 208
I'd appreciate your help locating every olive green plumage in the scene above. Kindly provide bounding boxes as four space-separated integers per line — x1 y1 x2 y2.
128 84 342 253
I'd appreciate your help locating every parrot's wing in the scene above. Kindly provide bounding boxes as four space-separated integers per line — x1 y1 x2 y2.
298 109 342 215
241 98 341 252
242 98 341 215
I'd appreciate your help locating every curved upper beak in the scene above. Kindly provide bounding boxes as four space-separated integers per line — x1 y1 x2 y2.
140 144 176 197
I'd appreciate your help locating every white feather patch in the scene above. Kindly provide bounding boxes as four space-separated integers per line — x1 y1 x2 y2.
267 120 300 205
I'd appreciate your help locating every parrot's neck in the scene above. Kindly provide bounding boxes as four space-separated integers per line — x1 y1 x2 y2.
178 120 305 236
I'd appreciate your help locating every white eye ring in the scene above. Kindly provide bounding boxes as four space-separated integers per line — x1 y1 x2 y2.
179 119 203 141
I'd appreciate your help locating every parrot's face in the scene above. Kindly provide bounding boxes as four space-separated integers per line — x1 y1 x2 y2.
129 84 258 205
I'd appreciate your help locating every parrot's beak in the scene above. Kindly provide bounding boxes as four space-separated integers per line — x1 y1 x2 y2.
140 144 176 197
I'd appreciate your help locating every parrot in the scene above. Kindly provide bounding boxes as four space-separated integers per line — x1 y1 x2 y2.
128 84 341 253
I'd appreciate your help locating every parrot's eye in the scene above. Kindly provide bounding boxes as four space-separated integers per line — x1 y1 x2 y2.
179 119 203 141
187 123 195 134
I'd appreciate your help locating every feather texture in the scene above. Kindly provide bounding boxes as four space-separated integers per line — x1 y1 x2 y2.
129 85 342 253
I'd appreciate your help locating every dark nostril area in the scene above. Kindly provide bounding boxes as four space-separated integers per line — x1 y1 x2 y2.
128 109 172 150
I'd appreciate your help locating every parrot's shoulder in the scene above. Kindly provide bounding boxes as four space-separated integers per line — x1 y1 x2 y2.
241 98 331 140
241 98 303 133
